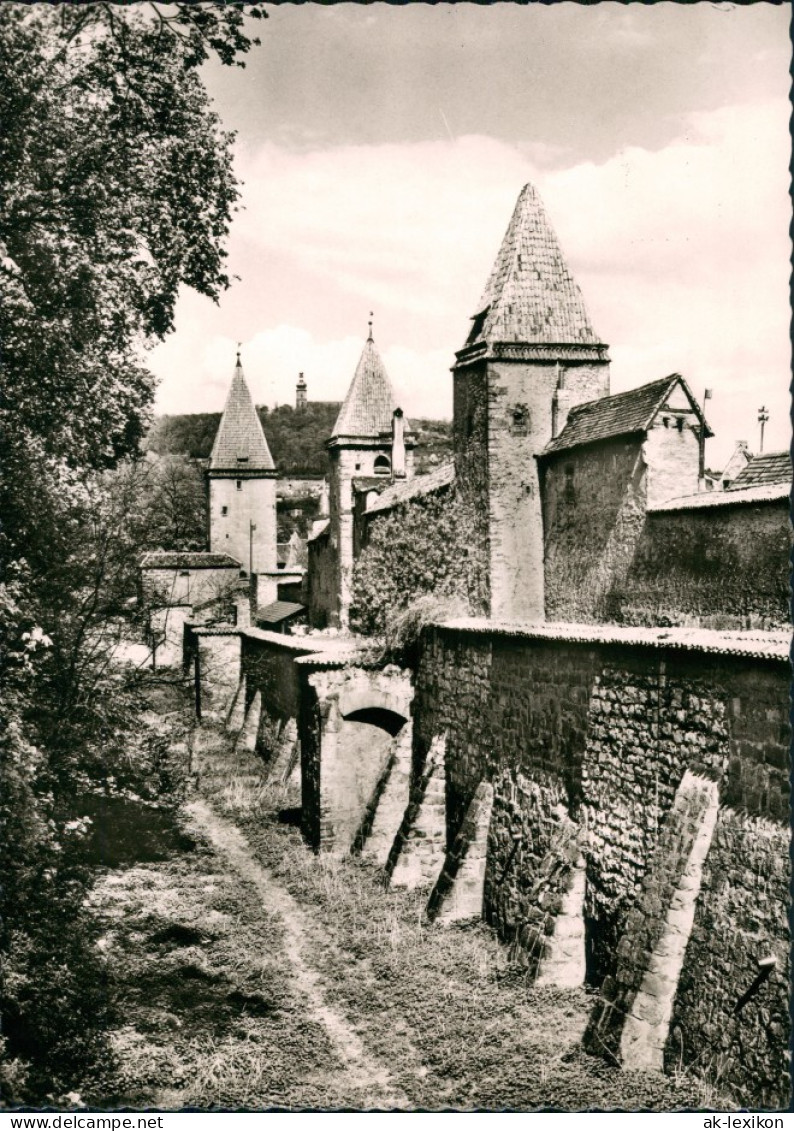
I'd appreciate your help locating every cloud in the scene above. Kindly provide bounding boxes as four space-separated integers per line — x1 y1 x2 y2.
151 98 790 464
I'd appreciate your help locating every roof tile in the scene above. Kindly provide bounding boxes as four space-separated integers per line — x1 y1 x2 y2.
464 183 604 350
542 375 710 456
729 450 791 490
332 335 408 438
209 358 275 471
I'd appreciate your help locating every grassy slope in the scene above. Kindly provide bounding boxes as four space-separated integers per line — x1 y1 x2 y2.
189 725 720 1112
83 681 723 1111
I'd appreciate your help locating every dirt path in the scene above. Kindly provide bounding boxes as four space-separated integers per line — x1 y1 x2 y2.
183 798 410 1109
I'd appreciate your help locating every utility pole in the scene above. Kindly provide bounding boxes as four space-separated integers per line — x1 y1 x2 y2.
249 520 257 576
758 405 769 454
699 388 712 483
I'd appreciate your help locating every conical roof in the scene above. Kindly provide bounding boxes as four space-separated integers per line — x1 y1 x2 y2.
332 333 407 438
209 356 275 471
463 183 602 350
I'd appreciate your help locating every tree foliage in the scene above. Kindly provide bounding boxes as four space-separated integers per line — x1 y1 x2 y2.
0 3 264 1100
350 485 488 656
0 3 263 474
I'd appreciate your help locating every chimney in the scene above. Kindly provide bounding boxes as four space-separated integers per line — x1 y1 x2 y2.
552 365 574 438
318 479 330 518
391 408 406 478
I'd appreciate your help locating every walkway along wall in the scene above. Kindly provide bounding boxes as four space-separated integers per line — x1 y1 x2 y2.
413 619 790 1108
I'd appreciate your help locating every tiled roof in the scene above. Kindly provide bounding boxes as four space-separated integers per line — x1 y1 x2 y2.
307 518 329 543
542 374 711 456
257 600 305 625
729 450 791 490
140 551 241 569
464 183 603 350
365 461 455 516
439 618 790 662
649 482 790 513
209 358 275 471
332 335 409 438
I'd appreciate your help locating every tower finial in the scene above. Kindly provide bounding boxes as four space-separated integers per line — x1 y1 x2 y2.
236 341 242 367
367 312 373 342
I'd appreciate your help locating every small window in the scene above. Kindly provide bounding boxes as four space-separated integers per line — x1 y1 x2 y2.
374 454 391 476
355 461 361 471
564 464 575 505
237 455 249 463
236 480 242 491
510 404 529 435
676 417 684 432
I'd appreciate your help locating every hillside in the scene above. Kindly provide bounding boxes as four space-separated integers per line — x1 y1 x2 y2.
145 405 453 476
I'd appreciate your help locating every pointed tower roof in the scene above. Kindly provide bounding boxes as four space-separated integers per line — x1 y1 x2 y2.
209 352 275 471
460 183 605 356
331 327 407 438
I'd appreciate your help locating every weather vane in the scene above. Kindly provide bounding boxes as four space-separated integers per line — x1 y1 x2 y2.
368 311 373 339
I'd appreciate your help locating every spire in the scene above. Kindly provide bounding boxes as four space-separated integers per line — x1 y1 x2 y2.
331 330 406 438
462 183 603 351
209 350 275 471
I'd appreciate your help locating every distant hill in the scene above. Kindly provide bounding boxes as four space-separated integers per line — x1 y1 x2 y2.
145 404 453 476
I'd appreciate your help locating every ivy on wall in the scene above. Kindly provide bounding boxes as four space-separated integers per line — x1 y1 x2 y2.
350 485 487 650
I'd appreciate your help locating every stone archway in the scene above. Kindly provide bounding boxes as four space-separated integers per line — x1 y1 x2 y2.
301 665 413 856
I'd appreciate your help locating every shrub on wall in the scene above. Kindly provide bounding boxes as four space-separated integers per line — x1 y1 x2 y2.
350 486 487 653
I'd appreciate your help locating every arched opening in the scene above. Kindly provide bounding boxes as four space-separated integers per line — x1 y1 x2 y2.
373 454 391 476
342 706 406 736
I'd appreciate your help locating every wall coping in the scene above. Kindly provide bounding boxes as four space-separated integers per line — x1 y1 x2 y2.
436 618 791 662
187 623 241 638
294 647 376 670
648 482 789 513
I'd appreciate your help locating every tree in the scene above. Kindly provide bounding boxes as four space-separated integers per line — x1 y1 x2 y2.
0 3 264 478
0 4 265 1099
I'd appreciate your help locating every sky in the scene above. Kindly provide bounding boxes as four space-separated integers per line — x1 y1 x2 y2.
148 2 792 468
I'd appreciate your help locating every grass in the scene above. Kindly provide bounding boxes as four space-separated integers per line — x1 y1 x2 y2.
192 722 726 1112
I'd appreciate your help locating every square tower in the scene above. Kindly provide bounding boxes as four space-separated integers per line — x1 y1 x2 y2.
208 352 277 577
325 327 416 627
453 183 611 622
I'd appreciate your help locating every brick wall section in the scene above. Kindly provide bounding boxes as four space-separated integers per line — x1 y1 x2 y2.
478 358 608 622
619 501 790 631
542 438 646 623
667 810 790 1108
584 770 719 1061
453 364 490 612
192 630 241 720
483 770 581 974
581 666 729 982
415 623 789 1103
141 565 240 609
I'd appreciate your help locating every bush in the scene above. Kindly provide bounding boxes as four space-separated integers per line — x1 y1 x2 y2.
350 485 487 659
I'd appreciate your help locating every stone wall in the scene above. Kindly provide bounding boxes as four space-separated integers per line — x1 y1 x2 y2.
414 621 790 1105
541 433 789 630
668 810 791 1108
306 527 337 629
619 500 790 631
541 437 646 623
299 662 413 855
209 473 277 574
141 564 240 609
240 628 319 766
